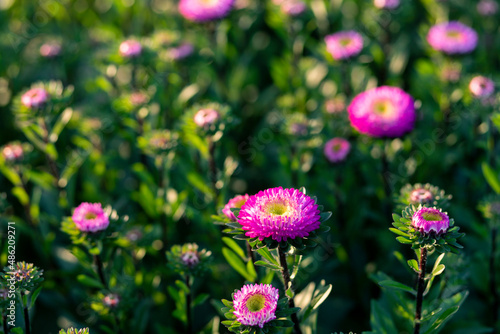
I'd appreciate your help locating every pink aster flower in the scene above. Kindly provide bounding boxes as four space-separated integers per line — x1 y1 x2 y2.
412 207 449 235
179 0 235 22
72 203 109 233
223 194 250 221
21 88 48 109
347 86 416 138
426 21 478 55
194 108 220 128
119 39 142 58
233 284 279 328
167 43 194 60
477 0 498 16
324 138 351 163
325 31 363 60
40 42 61 57
238 187 321 242
374 0 400 9
281 0 307 16
469 76 495 98
409 188 434 204
2 144 23 162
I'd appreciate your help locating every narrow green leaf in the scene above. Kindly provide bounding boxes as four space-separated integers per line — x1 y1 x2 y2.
482 162 500 194
223 247 254 282
254 260 281 271
378 280 416 295
222 237 246 260
389 228 410 237
396 236 413 244
257 248 280 266
407 259 419 273
77 274 104 289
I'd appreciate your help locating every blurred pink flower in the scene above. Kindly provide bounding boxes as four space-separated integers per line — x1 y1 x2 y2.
324 138 351 163
325 31 363 60
2 144 23 162
194 108 220 127
40 42 61 57
325 97 346 114
21 87 48 108
477 0 498 16
119 40 142 57
427 21 478 54
103 294 120 308
223 194 250 221
374 0 400 9
347 86 416 138
238 187 321 242
469 76 495 98
179 0 235 22
409 188 434 205
72 203 109 233
130 92 149 106
412 207 449 235
281 0 307 16
167 43 194 60
233 284 279 328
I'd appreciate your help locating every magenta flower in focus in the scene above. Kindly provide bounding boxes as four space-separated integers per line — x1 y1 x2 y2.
179 0 235 22
21 88 48 109
281 0 307 16
325 31 363 60
194 108 220 128
412 207 450 235
347 86 416 138
40 42 61 57
324 138 351 163
119 40 142 58
2 143 23 162
427 21 478 55
223 194 250 221
233 284 279 328
469 76 495 98
72 203 110 233
477 0 498 16
238 187 321 242
374 0 400 9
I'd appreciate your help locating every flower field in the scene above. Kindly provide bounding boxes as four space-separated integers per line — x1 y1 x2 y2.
0 0 499 333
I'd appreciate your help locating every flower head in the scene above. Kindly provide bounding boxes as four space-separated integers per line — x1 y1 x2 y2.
395 183 451 211
59 328 90 334
232 284 279 328
427 21 478 55
281 0 307 16
412 207 449 235
119 39 142 58
72 203 110 233
324 138 351 163
409 188 434 204
223 194 250 221
374 0 400 9
347 86 416 138
130 92 149 106
325 31 363 60
40 42 61 57
194 108 220 128
103 294 120 308
2 143 24 162
179 0 235 22
21 87 48 108
167 243 212 276
167 43 195 60
469 76 495 98
238 187 321 242
477 0 498 16
2 262 44 293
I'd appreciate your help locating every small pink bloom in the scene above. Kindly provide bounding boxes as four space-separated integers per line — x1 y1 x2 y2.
103 294 120 308
167 43 194 60
194 108 220 128
72 203 110 233
223 194 250 221
469 76 495 98
119 40 142 58
374 0 400 9
281 0 307 16
477 0 498 16
324 138 351 163
325 31 363 60
412 207 450 235
21 88 48 109
409 188 434 204
130 92 149 106
179 0 235 22
427 21 478 55
233 284 279 328
181 251 200 268
2 144 23 162
347 86 416 138
40 42 61 57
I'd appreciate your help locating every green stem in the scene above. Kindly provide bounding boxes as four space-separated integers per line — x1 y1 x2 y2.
490 226 498 329
278 250 302 334
246 242 258 283
185 275 193 334
208 136 219 207
94 254 107 289
22 292 31 334
414 248 428 334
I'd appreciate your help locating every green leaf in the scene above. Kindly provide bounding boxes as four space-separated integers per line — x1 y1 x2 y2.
407 259 419 273
286 288 294 299
396 236 413 244
192 293 208 307
432 264 445 276
389 228 410 237
29 286 43 308
254 260 282 271
275 307 301 317
378 280 416 295
12 186 29 206
221 299 233 308
482 162 500 194
223 247 255 282
256 248 280 266
422 307 460 334
77 274 104 289
175 280 190 294
222 237 246 260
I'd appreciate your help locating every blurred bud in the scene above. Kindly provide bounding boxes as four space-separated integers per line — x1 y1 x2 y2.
281 0 307 16
40 42 62 57
167 243 212 276
126 228 143 242
477 0 498 16
325 96 346 114
2 143 23 162
374 0 400 9
21 87 48 108
194 108 220 128
103 293 120 308
469 76 495 98
119 39 142 58
167 43 194 60
324 137 351 163
130 92 149 106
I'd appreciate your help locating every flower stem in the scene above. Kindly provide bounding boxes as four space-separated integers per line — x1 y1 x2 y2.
207 136 219 207
185 275 193 334
94 254 107 289
246 242 258 283
278 249 302 334
340 62 351 97
159 155 169 250
414 248 428 334
490 226 499 330
22 292 31 334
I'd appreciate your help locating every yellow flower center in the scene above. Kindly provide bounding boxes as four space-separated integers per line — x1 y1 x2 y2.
266 200 289 216
246 294 266 312
234 198 247 209
373 100 394 115
85 213 97 220
339 38 352 47
446 30 462 39
422 212 441 221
